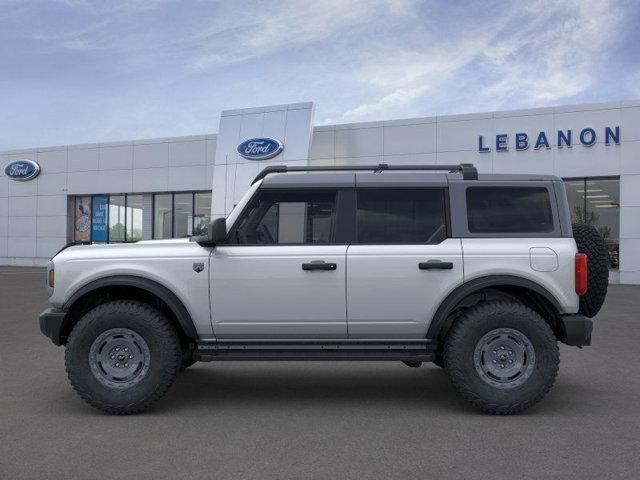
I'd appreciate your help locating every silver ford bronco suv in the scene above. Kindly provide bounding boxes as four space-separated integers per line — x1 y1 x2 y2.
39 164 609 414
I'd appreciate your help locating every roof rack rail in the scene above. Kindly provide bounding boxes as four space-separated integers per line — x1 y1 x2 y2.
251 163 478 184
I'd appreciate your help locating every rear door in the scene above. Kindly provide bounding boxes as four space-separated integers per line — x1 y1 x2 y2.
210 188 348 338
346 187 463 338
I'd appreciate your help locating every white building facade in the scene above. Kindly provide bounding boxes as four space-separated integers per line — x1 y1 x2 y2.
1 100 639 283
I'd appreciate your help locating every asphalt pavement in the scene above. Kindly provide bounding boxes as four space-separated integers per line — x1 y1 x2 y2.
1 266 639 479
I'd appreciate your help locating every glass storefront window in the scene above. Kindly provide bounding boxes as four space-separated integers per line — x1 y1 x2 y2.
194 192 212 236
152 191 211 239
174 193 193 237
73 193 146 243
74 196 92 242
126 194 143 242
108 195 126 242
564 177 620 269
91 195 109 242
154 194 173 239
73 191 210 243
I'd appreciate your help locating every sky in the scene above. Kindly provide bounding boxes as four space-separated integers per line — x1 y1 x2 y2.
1 0 639 150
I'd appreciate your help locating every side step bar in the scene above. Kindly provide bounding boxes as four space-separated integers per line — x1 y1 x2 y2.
195 339 435 362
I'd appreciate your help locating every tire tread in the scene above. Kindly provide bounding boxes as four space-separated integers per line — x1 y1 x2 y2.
65 300 181 415
572 223 609 318
444 301 559 415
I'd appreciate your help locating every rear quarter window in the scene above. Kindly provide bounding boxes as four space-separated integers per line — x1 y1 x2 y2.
466 186 554 234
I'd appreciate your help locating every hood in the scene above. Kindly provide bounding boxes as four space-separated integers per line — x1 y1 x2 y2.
53 238 197 262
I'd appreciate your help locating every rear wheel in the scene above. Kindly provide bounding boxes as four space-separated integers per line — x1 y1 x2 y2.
65 300 181 414
444 301 559 414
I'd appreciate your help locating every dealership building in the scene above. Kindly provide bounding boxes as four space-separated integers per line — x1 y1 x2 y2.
1 100 639 283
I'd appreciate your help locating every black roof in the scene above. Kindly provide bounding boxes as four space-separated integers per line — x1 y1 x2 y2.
255 164 560 188
253 163 477 184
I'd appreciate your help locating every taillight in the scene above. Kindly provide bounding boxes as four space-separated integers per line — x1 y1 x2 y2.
575 253 588 295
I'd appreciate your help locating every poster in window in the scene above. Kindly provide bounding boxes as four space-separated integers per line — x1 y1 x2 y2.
91 195 108 242
74 196 91 242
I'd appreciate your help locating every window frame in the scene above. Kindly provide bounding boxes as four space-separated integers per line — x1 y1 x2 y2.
448 181 563 238
89 194 109 243
73 195 93 243
151 191 212 240
563 175 620 269
74 191 212 243
107 194 127 243
125 193 144 242
173 192 195 238
225 186 452 247
353 187 450 245
465 186 555 235
73 193 142 244
563 175 620 217
225 187 348 246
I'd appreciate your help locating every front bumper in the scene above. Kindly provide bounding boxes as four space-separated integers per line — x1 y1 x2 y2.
39 308 68 346
559 314 593 347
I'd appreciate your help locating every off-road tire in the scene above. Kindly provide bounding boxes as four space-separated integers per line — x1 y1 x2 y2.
180 346 197 370
444 301 559 414
572 223 609 318
402 361 422 368
65 300 181 414
432 353 444 368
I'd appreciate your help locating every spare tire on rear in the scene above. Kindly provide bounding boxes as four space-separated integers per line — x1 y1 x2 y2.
572 223 609 318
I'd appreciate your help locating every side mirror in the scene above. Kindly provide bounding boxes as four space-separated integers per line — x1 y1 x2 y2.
192 217 226 247
210 217 227 244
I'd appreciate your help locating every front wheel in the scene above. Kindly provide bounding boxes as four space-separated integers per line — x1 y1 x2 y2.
444 301 559 414
65 300 182 414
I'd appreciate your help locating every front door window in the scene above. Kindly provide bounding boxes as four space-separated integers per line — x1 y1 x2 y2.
230 190 337 245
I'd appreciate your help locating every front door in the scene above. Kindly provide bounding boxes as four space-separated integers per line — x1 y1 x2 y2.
346 187 463 338
210 188 348 338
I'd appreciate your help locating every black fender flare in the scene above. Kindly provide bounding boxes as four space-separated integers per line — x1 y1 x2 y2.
426 275 564 340
63 275 198 339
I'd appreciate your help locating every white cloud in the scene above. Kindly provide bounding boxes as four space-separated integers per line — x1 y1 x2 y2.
191 0 412 69
334 0 625 122
339 85 429 121
338 36 492 121
0 0 634 149
481 0 621 105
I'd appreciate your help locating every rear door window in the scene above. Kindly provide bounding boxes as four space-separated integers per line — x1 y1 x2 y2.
466 186 554 233
356 188 447 243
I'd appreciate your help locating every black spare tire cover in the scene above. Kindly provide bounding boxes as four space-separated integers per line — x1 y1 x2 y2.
572 223 609 318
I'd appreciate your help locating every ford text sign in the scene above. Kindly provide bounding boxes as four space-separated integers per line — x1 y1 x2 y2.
4 159 41 181
237 138 283 160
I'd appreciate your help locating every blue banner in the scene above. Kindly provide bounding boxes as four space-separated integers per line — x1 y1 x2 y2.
91 195 108 242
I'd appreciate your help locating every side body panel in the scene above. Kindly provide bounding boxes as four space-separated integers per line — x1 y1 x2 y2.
50 240 214 336
346 239 464 337
462 238 580 313
210 245 348 338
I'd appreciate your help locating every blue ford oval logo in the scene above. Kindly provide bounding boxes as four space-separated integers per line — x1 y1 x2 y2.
4 159 41 181
237 138 283 160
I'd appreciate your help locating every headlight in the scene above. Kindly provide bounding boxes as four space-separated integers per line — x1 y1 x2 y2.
46 261 55 297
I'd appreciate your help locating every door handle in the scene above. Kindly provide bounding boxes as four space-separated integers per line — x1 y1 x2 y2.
302 261 337 271
419 260 453 270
